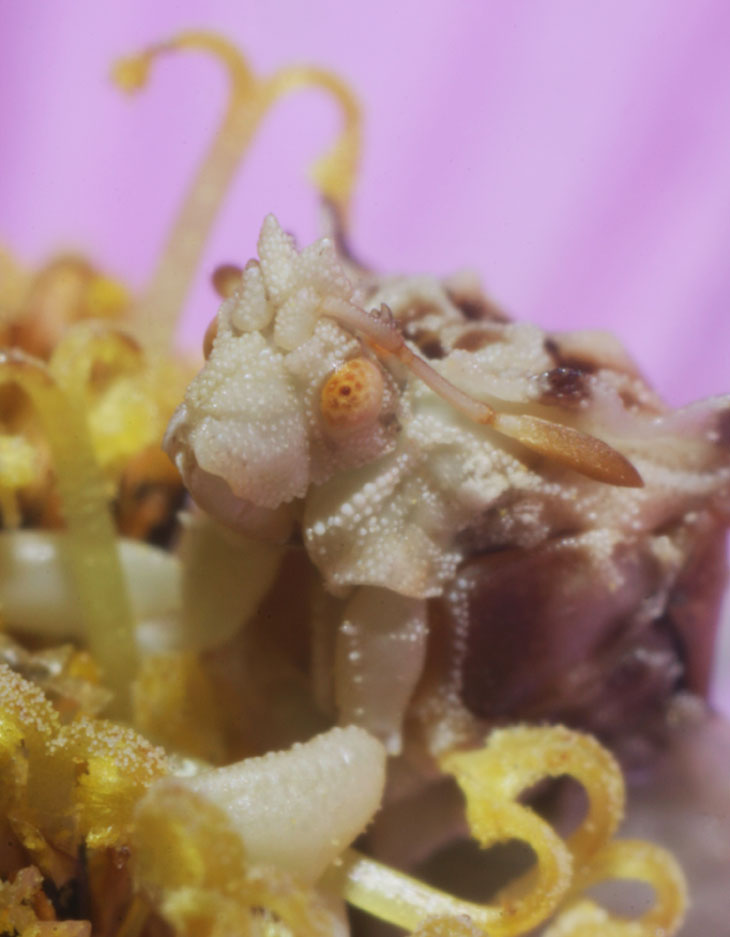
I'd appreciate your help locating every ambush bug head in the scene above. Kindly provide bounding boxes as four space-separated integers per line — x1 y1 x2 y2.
165 217 644 539
163 216 400 538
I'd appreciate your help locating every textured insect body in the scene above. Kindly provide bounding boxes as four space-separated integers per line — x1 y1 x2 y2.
165 216 730 756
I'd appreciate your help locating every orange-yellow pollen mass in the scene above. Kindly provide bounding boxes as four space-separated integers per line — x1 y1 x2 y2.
320 357 384 432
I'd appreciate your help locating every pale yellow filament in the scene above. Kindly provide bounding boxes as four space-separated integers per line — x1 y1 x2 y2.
560 839 687 936
0 351 137 713
114 895 151 937
441 726 625 874
112 32 361 353
326 845 563 937
324 727 685 937
264 65 361 210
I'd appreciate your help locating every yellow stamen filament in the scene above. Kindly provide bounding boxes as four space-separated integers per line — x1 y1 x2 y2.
563 839 687 935
0 351 137 713
112 32 361 353
0 489 20 529
324 727 685 937
441 726 625 873
325 847 511 935
321 296 643 487
264 66 361 211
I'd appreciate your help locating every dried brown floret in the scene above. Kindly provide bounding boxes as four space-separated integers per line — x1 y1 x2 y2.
0 865 91 937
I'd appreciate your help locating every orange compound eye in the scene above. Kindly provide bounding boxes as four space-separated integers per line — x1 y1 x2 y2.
320 357 384 433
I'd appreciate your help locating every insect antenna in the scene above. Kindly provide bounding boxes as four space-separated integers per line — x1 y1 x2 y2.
321 297 643 488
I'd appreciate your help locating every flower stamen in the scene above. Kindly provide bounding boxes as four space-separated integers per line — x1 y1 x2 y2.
113 32 361 353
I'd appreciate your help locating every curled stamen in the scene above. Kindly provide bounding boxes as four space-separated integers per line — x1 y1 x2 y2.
321 297 643 487
0 351 137 713
542 842 687 935
323 724 588 936
265 65 361 213
325 844 564 937
441 727 624 880
113 32 361 353
324 728 677 937
49 320 144 398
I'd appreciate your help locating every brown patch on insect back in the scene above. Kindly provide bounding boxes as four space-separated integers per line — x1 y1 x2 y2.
537 366 592 407
452 328 503 353
405 327 446 359
617 388 644 411
456 540 665 722
447 289 510 323
613 377 664 416
399 301 443 327
543 337 562 365
543 338 598 374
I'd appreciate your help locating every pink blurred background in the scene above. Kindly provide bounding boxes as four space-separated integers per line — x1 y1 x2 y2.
0 0 728 710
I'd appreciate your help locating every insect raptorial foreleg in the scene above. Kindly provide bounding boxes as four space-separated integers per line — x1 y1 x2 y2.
335 586 428 755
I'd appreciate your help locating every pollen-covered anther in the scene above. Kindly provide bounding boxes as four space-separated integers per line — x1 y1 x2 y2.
320 356 384 433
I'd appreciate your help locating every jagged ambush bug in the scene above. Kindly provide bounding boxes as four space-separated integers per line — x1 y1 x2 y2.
1 26 728 937
165 213 730 764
